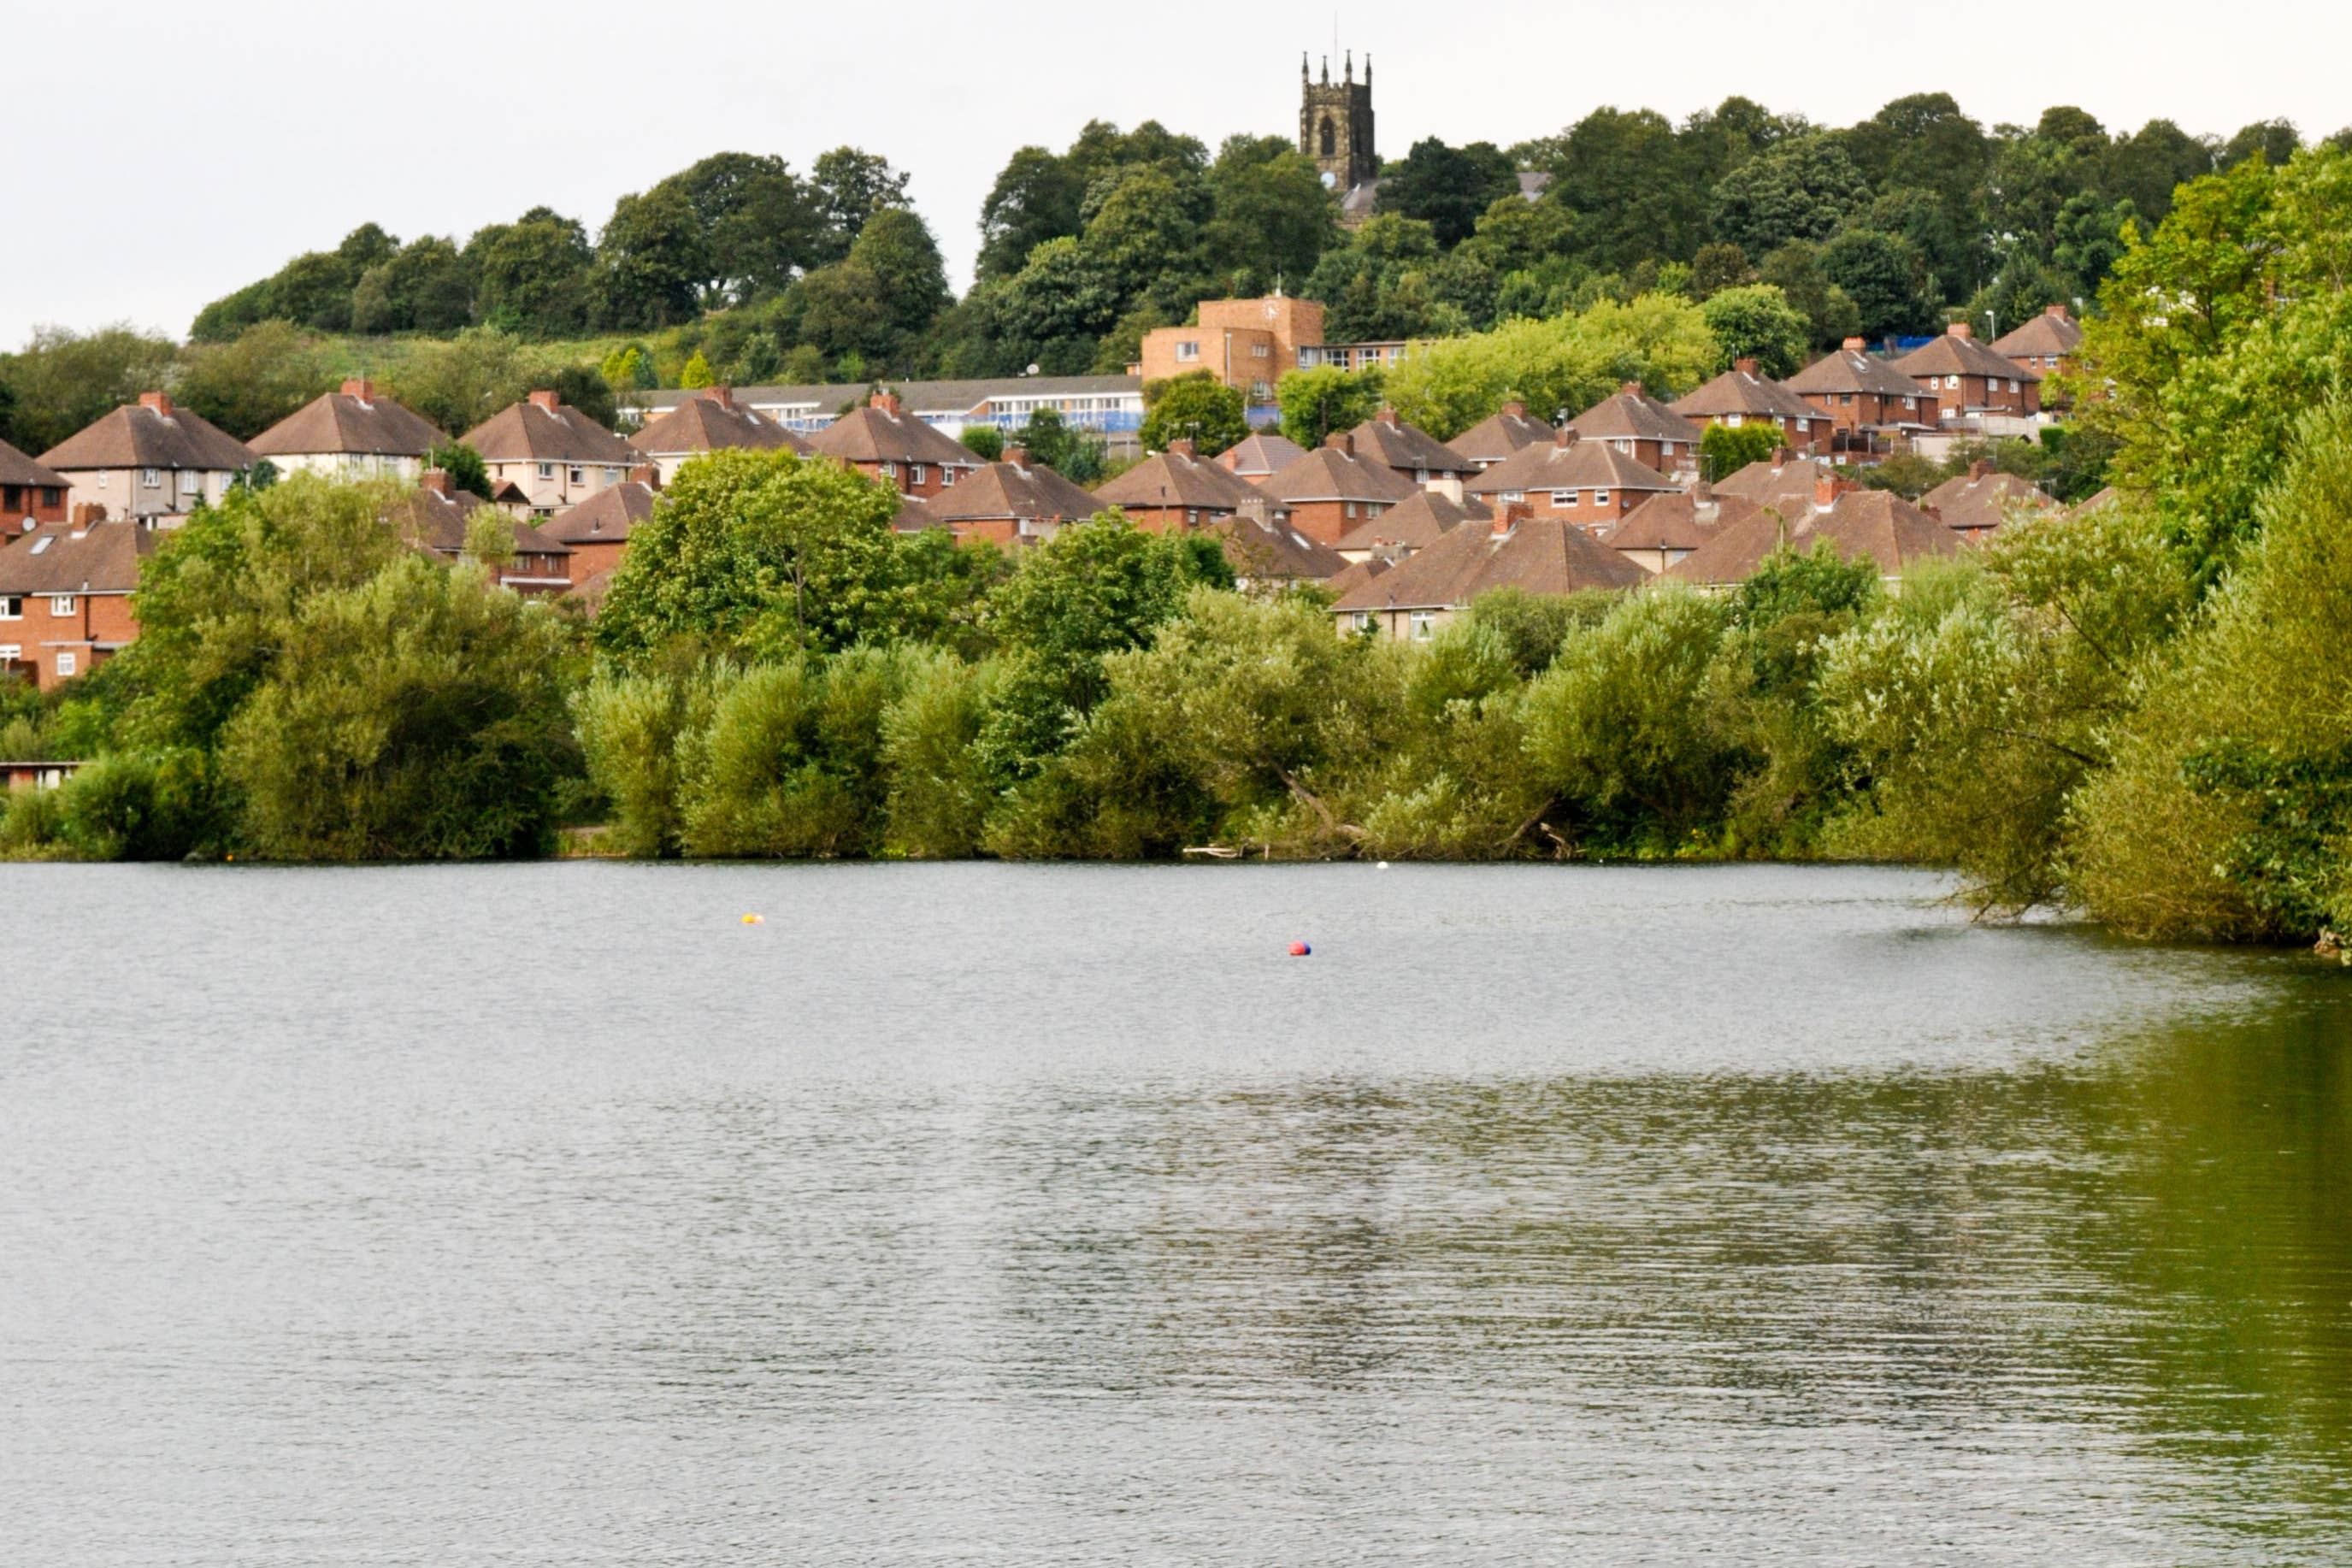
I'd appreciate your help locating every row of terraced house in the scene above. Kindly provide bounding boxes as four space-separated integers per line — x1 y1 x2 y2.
0 297 2086 691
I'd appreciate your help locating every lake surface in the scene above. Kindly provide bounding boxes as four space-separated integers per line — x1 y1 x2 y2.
2 863 2348 1565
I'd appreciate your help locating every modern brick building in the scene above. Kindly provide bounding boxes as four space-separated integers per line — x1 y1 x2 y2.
0 519 154 688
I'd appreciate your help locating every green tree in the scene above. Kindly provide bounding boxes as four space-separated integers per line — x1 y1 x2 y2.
678 351 714 390
173 321 341 439
1818 228 1936 339
1700 421 1783 482
1542 107 1707 272
810 146 913 261
1381 137 1521 248
0 324 179 454
594 183 710 329
1011 407 1106 484
426 440 489 498
665 151 822 303
1139 373 1247 455
1707 135 1873 256
466 208 595 336
351 235 475 333
1276 364 1387 448
1203 136 1339 292
1758 241 1864 346
977 145 1087 282
1700 284 1810 378
960 425 1005 461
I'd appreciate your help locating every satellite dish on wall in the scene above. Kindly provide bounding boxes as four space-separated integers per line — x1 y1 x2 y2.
1025 363 1041 376
1320 171 1336 190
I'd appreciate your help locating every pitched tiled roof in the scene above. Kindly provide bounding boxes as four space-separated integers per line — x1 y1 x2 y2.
1209 512 1349 582
1447 405 1553 466
804 402 980 469
889 495 936 533
40 400 255 474
1334 487 1488 554
460 397 636 464
627 374 1140 421
0 520 156 595
1348 410 1476 479
0 438 68 491
385 486 570 560
1567 386 1702 445
1257 439 1420 504
564 568 616 614
1602 486 1763 553
1334 510 1647 611
1217 432 1306 478
1990 308 2083 358
1465 435 1679 498
1093 447 1268 511
1671 366 1818 423
924 461 1100 528
249 389 445 459
1891 329 2042 382
630 394 811 458
1710 454 1836 514
1670 488 1955 587
1784 345 1925 399
541 481 658 545
1323 556 1394 598
1919 469 2054 533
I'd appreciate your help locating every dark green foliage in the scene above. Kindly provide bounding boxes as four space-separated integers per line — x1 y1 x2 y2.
1818 229 1936 339
1010 408 1105 484
1708 135 1873 257
1276 364 1385 449
1139 373 1247 456
427 440 489 498
1381 138 1520 248
1701 421 1782 482
960 425 1005 461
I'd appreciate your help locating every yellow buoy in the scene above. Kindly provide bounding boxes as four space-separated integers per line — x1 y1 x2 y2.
741 914 764 925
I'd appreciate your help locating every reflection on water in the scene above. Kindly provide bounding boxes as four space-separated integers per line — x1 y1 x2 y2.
0 863 2346 1565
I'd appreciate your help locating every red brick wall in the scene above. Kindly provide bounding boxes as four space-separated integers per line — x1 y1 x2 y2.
1117 504 1233 534
566 539 629 582
0 590 136 690
1483 486 1650 533
1283 498 1392 545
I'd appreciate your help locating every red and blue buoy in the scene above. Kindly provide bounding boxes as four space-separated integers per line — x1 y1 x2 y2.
1288 940 1312 957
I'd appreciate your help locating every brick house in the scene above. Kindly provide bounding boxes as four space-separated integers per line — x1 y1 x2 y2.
0 518 154 688
1671 483 1957 592
1333 480 1487 564
904 448 1100 545
1710 449 1838 516
1447 401 1553 470
1990 305 2084 408
385 471 574 593
1671 361 1830 455
1347 408 1477 487
1464 427 1680 533
1331 501 1646 640
38 392 255 522
1890 325 2042 421
461 390 639 516
1601 483 1765 576
628 386 810 485
249 380 445 482
804 391 981 500
543 468 660 582
0 439 72 538
1211 508 1350 592
1254 430 1418 545
1566 383 1704 475
1093 439 1276 532
1919 461 2057 543
1783 340 1939 457
1216 432 1307 480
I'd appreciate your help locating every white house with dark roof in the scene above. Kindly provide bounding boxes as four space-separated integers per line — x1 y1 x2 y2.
38 392 255 522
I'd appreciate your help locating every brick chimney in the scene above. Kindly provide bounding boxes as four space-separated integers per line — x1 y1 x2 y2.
1813 473 1853 511
1969 459 1992 480
341 378 374 401
1619 380 1643 397
2045 304 2070 319
71 502 107 528
1167 438 1197 460
139 391 173 418
1553 425 1580 448
1324 430 1354 456
1500 400 1526 419
1842 337 1867 352
1377 406 1400 427
1004 445 1031 469
1494 500 1531 538
1734 357 1760 378
702 386 735 410
528 389 563 412
1431 474 1465 504
1771 446 1795 466
628 463 659 490
420 468 451 497
869 391 901 417
1946 322 1973 339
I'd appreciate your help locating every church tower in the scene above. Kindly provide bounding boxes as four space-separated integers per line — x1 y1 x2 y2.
1300 50 1376 195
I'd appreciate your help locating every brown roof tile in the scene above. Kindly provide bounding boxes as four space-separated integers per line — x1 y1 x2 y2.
1093 445 1269 512
1334 508 1647 611
0 519 156 595
0 438 72 492
1257 436 1420 504
803 398 979 470
1989 307 2083 358
629 392 811 459
460 394 636 465
386 486 571 560
1783 345 1925 399
1671 365 1819 424
1567 385 1703 445
925 460 1101 530
1334 487 1488 554
39 397 256 475
1602 486 1763 553
1447 404 1555 466
1217 432 1306 478
1670 488 1956 587
1919 468 2054 533
541 481 658 545
1347 410 1476 480
249 386 445 459
1891 327 2043 382
1209 512 1349 582
1710 453 1836 514
1465 433 1679 499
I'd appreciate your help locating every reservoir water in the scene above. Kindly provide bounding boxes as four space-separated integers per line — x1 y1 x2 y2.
2 862 2348 1564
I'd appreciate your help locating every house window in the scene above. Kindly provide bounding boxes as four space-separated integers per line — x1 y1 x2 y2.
604 468 622 483
1945 375 1960 389
1593 489 1611 506
1553 491 1578 506
568 467 584 485
1409 611 1436 641
1500 490 1524 503
1795 418 1812 431
141 468 161 487
55 651 76 677
1839 392 1854 405
0 597 17 619
1345 501 1359 519
1352 612 1375 633
1176 340 1200 363
1185 510 1200 528
880 462 898 479
41 487 60 507
1724 414 1742 427
538 463 554 480
1252 342 1269 359
911 464 928 486
2008 379 2020 392
1615 439 1630 453
50 594 75 615
0 643 17 660
97 471 108 487
940 468 956 486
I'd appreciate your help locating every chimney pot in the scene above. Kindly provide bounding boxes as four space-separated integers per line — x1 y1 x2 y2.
1969 459 1992 480
340 378 374 401
139 391 173 418
703 386 735 410
1842 337 1867 352
420 468 451 497
1813 475 1841 510
1733 357 1760 378
1377 407 1400 427
2045 304 2069 318
869 391 901 416
1500 400 1527 419
528 389 562 412
1947 322 1972 339
1554 425 1578 448
628 463 659 490
1494 500 1532 537
71 502 107 527
1619 380 1643 397
1004 445 1031 469
1772 446 1795 466
1324 431 1353 455
1167 438 1197 459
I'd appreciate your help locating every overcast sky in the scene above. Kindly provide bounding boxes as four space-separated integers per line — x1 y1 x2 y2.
3 0 2340 347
